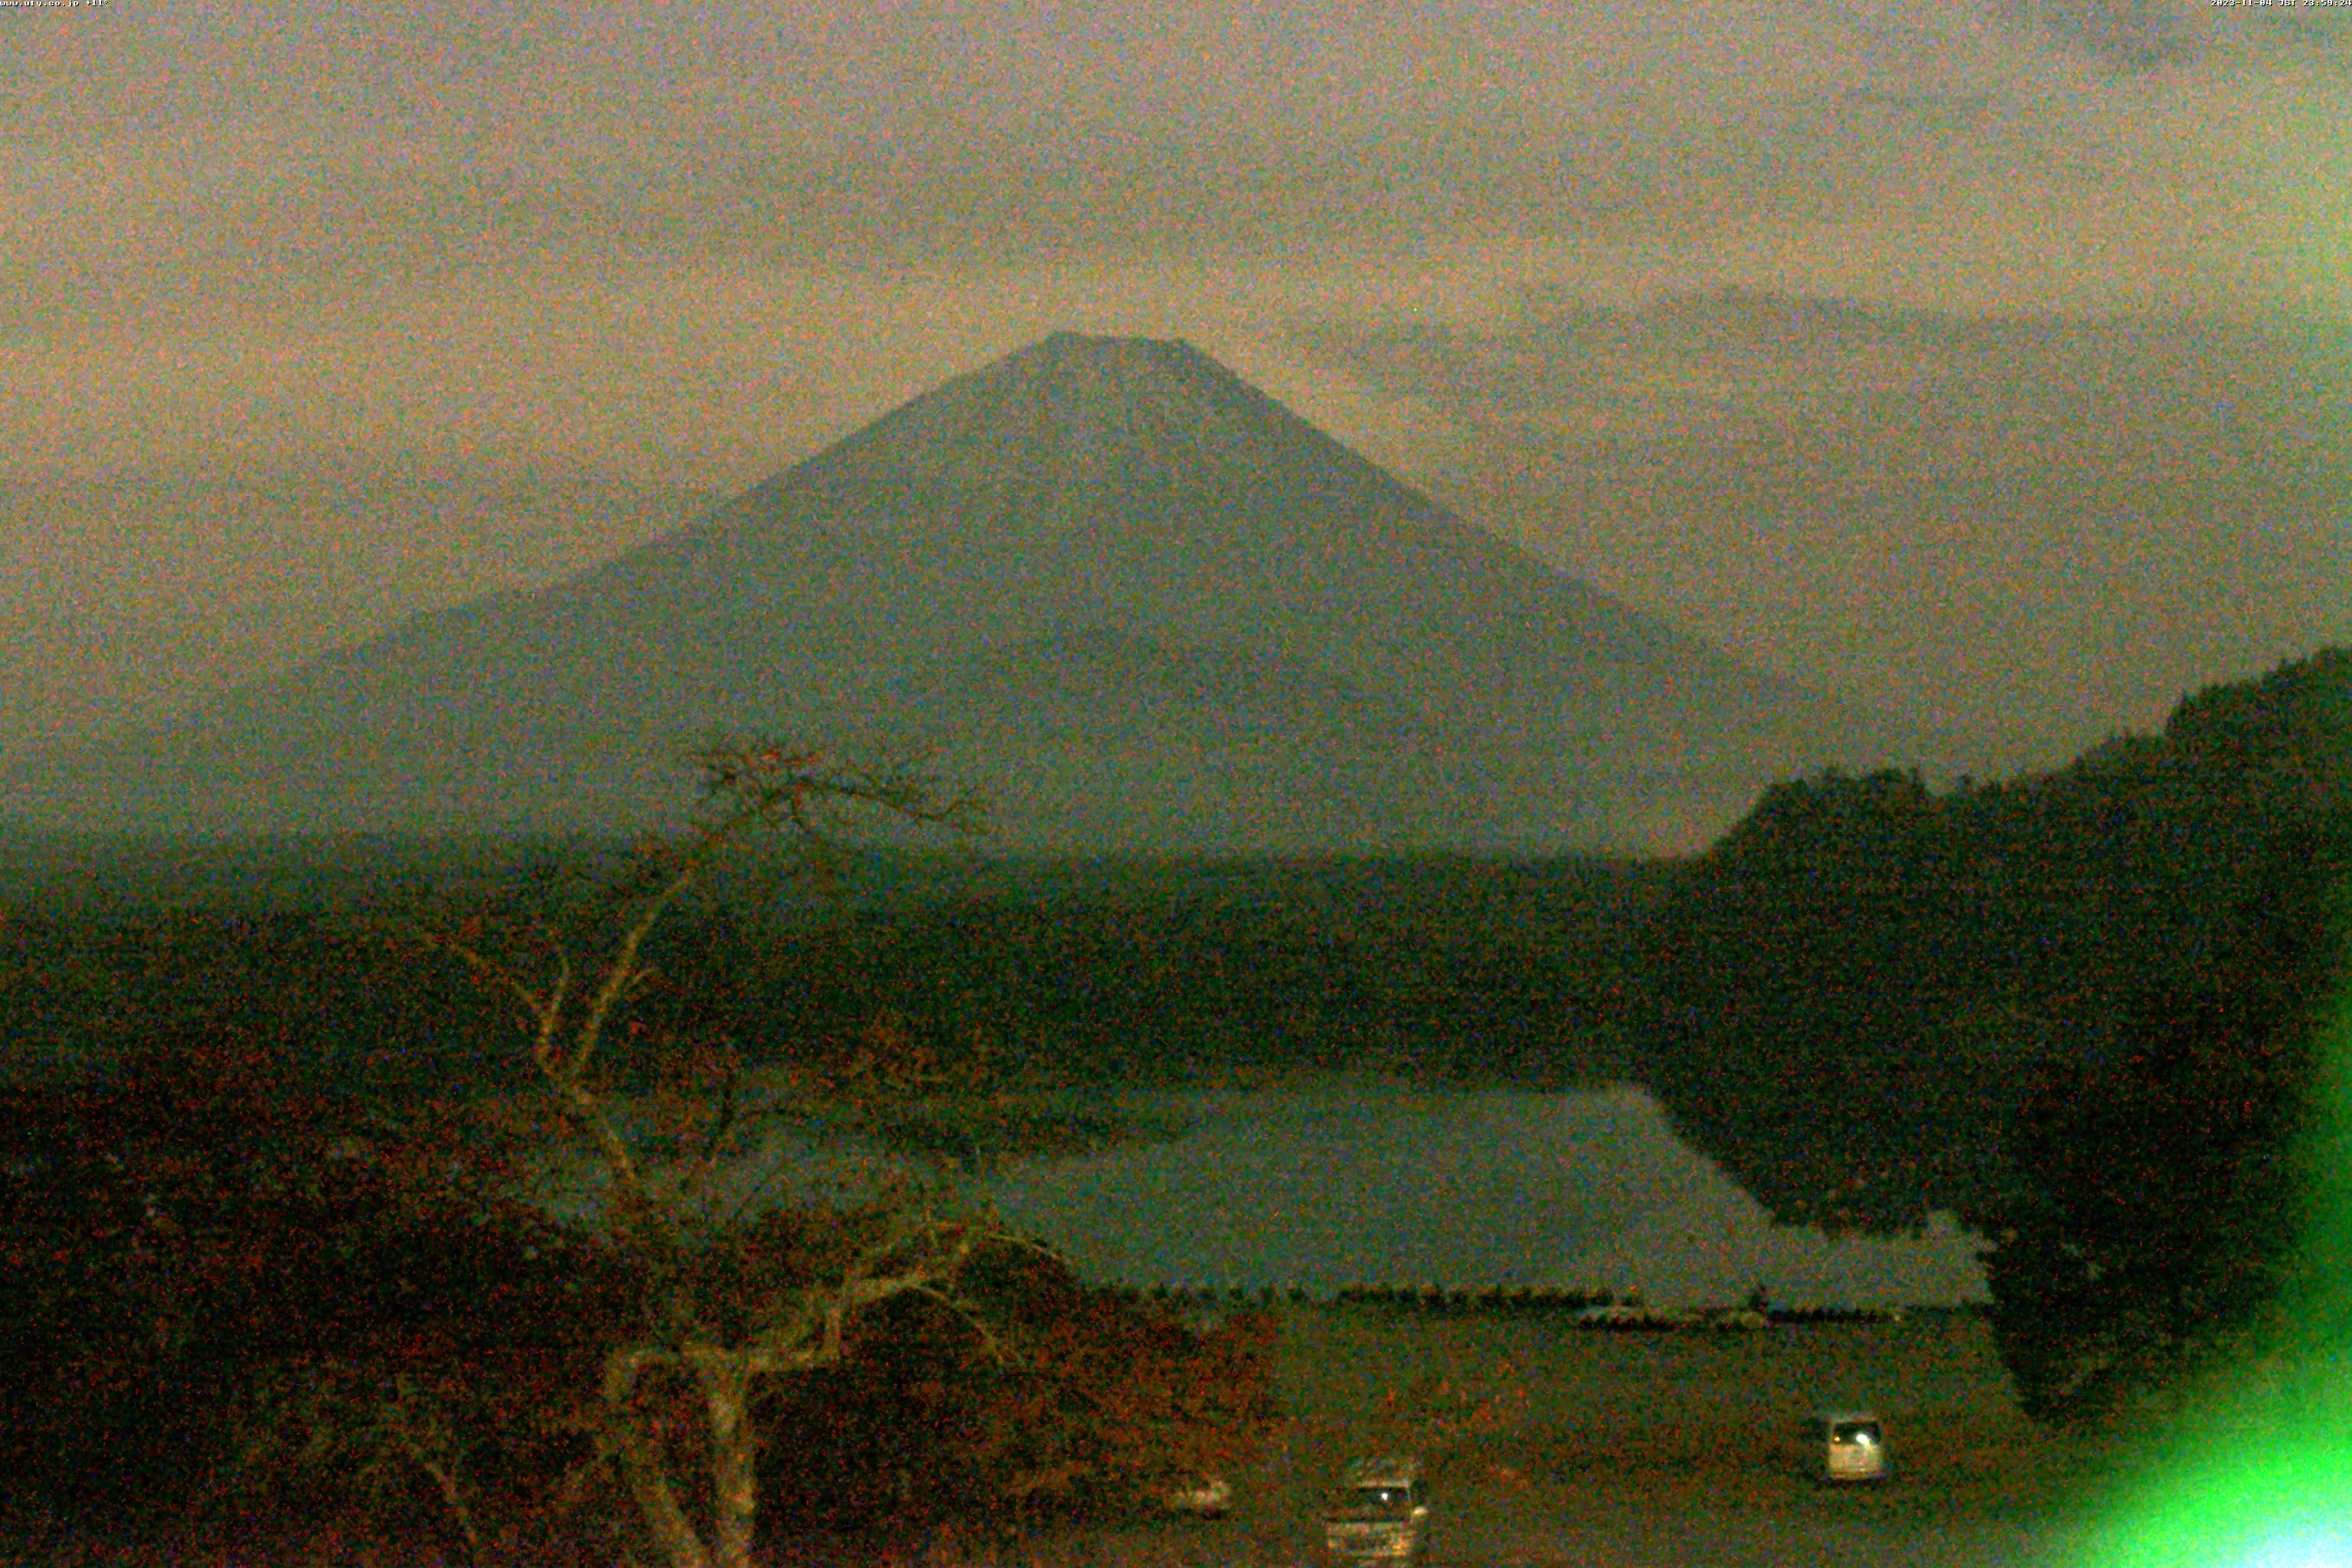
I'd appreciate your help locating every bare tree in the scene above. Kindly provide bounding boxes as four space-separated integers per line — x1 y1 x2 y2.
423 743 1014 1568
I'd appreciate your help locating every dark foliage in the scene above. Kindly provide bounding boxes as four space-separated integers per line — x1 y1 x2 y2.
0 1017 628 1540
1982 820 2343 1422
1631 648 2352 1236
733 857 1660 1089
0 1018 1277 1551
752 1247 1276 1534
0 904 521 1099
0 854 1667 1106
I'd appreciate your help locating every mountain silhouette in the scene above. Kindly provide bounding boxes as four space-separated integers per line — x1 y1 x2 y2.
8 332 1952 851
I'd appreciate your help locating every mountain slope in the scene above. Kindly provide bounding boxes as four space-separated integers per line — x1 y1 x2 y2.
8 332 1949 851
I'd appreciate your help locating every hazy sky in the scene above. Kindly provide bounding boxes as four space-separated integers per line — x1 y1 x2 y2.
2 0 2346 763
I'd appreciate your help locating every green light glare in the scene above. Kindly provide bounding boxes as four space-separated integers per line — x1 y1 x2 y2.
2091 1440 2352 1568
2233 1525 2352 1568
2075 731 2352 1564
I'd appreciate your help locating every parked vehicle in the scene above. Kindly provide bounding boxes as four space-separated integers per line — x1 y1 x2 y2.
1802 1408 1892 1482
1321 1455 1429 1562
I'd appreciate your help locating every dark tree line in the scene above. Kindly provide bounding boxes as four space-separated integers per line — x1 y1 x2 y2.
0 854 1666 1102
1632 649 2350 1422
1628 650 2351 1240
1983 819 2344 1421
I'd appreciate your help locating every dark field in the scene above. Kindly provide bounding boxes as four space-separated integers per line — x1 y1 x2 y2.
3 1308 2161 1566
1226 1305 2132 1566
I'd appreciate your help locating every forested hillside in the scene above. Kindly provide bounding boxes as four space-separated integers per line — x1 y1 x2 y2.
1632 648 2350 1233
0 848 1667 1102
2 652 2342 1247
756 856 1661 1088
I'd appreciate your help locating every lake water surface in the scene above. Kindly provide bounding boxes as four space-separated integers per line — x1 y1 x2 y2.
531 1079 1990 1309
976 1082 1988 1308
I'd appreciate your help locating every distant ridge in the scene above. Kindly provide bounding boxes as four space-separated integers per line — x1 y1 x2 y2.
6 332 1957 851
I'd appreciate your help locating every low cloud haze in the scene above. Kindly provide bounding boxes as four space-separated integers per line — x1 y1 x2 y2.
2 0 2344 776
1315 299 2352 755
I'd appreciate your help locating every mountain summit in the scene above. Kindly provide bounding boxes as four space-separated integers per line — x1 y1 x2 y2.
10 332 1945 851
